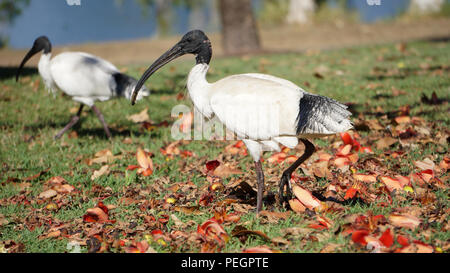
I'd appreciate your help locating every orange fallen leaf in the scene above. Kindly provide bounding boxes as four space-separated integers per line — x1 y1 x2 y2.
380 176 403 192
317 152 333 162
213 165 242 178
344 187 358 200
124 240 150 253
292 185 322 210
388 214 421 229
137 148 153 170
414 159 435 171
53 184 75 194
316 216 333 229
346 153 359 164
197 219 229 245
379 228 394 248
267 152 286 164
340 132 353 146
397 235 410 247
396 241 433 253
340 132 360 151
91 165 110 181
351 230 370 246
414 169 434 183
394 116 411 124
224 141 247 155
308 223 327 230
376 137 398 150
288 198 306 213
413 241 433 253
336 144 352 156
354 174 377 183
259 210 291 220
126 165 140 171
180 150 194 158
394 175 411 187
127 108 150 123
84 207 109 223
46 230 61 239
242 246 277 253
161 141 181 156
135 148 154 176
38 189 57 199
285 155 298 164
45 176 67 186
312 160 330 178
439 157 449 171
334 157 351 168
88 149 114 165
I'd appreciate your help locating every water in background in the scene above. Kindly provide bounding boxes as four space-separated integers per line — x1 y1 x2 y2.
3 0 414 49
347 0 410 22
3 0 220 49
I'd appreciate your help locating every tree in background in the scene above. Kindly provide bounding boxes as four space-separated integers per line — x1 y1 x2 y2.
218 0 261 54
132 0 207 36
0 0 29 23
0 0 30 47
133 0 261 55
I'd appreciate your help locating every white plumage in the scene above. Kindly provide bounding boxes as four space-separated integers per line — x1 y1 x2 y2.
48 52 120 105
17 36 149 139
131 30 353 213
188 63 352 161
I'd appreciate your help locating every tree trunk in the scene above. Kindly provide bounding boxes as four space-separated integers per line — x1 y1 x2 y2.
218 0 261 55
286 0 316 25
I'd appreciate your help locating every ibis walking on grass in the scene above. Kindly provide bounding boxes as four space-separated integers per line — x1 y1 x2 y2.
16 36 150 139
131 30 353 212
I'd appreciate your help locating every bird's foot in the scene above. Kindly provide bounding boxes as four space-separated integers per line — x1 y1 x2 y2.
278 173 293 207
54 116 80 140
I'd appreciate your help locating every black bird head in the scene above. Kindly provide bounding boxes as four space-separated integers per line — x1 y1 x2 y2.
16 36 52 82
131 30 211 105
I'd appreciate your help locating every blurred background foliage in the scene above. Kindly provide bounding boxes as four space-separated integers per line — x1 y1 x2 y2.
0 0 449 52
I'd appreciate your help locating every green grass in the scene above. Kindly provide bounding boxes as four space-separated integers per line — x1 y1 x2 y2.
0 40 449 253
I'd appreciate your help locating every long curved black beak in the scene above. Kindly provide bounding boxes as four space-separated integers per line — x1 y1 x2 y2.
16 45 40 82
131 43 185 105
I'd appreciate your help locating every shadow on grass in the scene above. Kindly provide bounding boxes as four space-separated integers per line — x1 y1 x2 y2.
365 65 450 81
75 128 145 139
312 191 369 207
346 96 449 123
422 35 450 43
21 119 147 139
0 66 38 81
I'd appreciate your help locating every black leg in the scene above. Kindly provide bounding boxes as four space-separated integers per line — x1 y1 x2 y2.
255 161 265 213
54 104 84 140
278 138 315 206
91 105 112 139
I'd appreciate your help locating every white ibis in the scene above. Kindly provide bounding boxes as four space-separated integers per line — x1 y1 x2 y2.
131 30 353 212
16 36 150 139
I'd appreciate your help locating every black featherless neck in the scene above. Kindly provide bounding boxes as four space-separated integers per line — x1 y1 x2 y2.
195 39 212 65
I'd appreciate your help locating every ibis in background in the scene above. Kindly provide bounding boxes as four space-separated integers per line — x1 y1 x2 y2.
16 36 150 139
131 30 353 213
